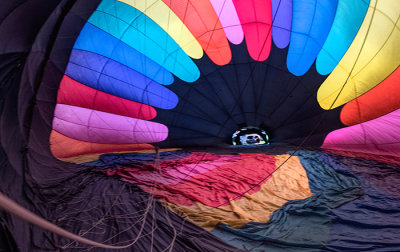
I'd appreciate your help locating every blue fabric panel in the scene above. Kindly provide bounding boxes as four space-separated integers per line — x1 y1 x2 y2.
73 23 173 85
316 0 369 75
287 0 338 76
88 0 200 83
65 49 178 109
324 153 400 251
83 150 191 167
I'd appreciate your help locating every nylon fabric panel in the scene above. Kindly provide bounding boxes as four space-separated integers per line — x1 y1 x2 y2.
162 155 312 230
323 108 400 157
107 152 277 207
53 104 168 144
317 0 400 109
50 130 154 158
287 0 338 76
65 49 178 109
112 154 242 185
232 0 273 61
161 0 232 65
89 0 199 82
74 23 174 84
341 66 400 126
324 153 400 251
117 0 203 59
209 0 244 45
316 0 369 75
211 151 362 251
271 0 292 49
57 75 157 120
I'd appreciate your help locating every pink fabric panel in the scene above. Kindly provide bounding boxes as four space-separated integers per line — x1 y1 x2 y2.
233 0 273 61
120 154 242 185
322 108 400 157
53 104 168 144
209 0 244 44
113 153 277 207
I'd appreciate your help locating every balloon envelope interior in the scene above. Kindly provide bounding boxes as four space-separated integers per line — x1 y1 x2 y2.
1 0 400 251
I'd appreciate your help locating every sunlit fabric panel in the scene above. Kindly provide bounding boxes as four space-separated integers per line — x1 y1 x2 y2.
317 0 400 110
161 0 232 65
316 0 370 75
341 66 400 126
117 0 203 59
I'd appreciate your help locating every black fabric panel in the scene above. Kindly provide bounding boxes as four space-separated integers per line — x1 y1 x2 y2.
156 42 344 148
0 0 60 54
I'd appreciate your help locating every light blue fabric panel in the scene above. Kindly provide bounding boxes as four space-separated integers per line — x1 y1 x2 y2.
316 0 370 75
88 0 200 83
287 0 338 76
74 23 174 85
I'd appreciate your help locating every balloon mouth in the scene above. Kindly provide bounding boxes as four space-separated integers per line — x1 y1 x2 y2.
232 127 270 146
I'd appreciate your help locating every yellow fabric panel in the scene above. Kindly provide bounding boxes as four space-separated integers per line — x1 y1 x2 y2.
317 0 400 110
117 0 203 59
163 155 313 230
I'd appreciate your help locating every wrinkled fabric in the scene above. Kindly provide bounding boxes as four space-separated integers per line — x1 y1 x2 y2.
162 155 312 230
0 1 239 251
211 150 363 251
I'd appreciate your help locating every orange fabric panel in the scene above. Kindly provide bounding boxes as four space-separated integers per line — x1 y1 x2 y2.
162 0 232 65
50 130 154 159
341 66 400 126
163 155 312 230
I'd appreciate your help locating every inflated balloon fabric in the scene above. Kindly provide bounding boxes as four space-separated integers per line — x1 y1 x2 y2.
1 0 400 251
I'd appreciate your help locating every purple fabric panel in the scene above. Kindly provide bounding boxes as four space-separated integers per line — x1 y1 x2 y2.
322 108 400 157
271 0 292 48
209 0 244 44
53 104 168 144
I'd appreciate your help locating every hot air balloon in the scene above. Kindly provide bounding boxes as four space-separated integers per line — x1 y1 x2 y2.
0 0 399 251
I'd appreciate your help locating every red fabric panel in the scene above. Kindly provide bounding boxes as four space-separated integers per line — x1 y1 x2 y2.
110 152 277 207
341 66 400 126
232 0 272 61
50 130 154 158
57 75 157 120
162 0 232 65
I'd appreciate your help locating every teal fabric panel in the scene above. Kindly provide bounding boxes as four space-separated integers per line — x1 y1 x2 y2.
316 0 370 75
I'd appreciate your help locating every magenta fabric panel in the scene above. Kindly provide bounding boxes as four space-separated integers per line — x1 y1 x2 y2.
119 153 242 186
322 108 400 157
53 104 168 144
233 0 273 61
